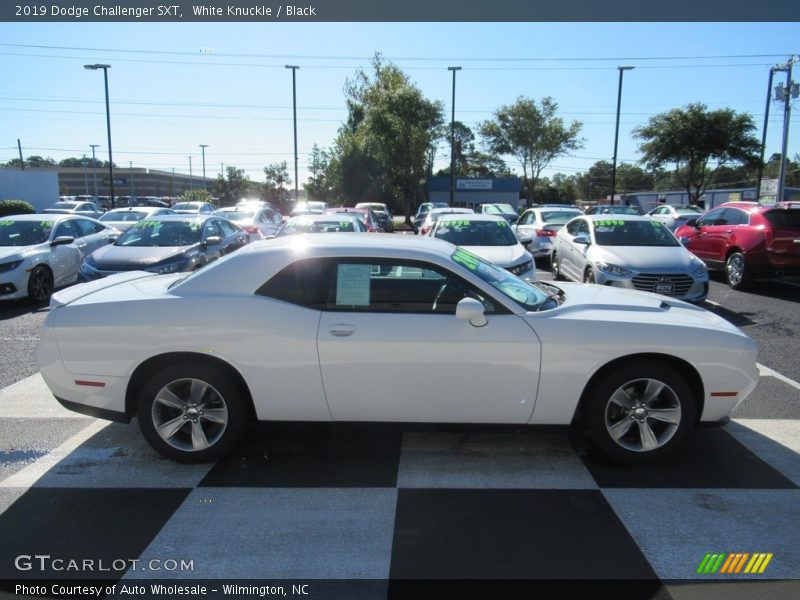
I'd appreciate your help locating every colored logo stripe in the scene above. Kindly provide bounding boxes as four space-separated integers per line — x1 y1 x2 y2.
698 553 773 574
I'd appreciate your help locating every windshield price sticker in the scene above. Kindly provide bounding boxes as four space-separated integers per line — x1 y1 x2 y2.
595 219 625 227
0 221 13 227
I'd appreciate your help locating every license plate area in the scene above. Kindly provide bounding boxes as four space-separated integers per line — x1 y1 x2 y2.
655 283 674 294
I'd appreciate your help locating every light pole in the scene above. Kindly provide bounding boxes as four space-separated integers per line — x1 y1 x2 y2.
610 65 634 206
89 144 100 200
129 161 134 200
448 66 462 206
84 64 115 208
199 144 209 191
188 156 193 190
82 155 88 195
285 65 300 202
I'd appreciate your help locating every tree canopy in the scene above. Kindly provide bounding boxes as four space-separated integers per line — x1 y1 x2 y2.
633 103 761 203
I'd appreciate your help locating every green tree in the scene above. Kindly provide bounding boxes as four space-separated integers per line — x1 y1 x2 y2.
212 166 252 206
479 96 583 205
263 161 291 208
435 121 510 178
178 189 213 203
305 144 333 202
616 164 655 193
328 55 444 222
633 103 761 204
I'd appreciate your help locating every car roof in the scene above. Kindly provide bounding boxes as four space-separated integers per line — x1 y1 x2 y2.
134 214 210 222
436 213 505 222
586 214 651 222
288 213 361 221
12 213 80 222
429 207 473 215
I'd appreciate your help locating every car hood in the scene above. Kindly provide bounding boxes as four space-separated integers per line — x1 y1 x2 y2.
462 244 528 267
90 244 192 267
0 246 30 262
592 245 698 271
540 281 742 334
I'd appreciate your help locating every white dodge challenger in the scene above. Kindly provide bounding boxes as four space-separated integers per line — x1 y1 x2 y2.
37 234 759 464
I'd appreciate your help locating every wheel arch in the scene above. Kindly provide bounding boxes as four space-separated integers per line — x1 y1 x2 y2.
571 353 705 426
125 352 256 422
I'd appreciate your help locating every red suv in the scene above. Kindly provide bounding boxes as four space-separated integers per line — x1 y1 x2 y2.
674 201 800 289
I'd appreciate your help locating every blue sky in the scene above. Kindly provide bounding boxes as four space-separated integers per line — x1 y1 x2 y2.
1 22 798 188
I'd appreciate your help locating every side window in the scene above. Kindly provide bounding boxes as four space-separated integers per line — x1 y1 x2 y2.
566 219 582 236
726 208 749 226
576 220 591 237
697 208 725 227
53 219 79 239
202 220 222 239
520 211 534 225
256 258 331 309
73 219 101 237
217 219 238 237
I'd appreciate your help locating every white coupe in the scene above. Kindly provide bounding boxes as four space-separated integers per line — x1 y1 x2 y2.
37 234 758 464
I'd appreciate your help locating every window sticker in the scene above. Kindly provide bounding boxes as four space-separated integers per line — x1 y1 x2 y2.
594 219 625 227
0 221 12 227
336 264 371 306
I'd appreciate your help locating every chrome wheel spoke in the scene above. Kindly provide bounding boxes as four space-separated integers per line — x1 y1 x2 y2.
638 421 660 451
642 380 665 405
608 417 635 441
157 415 187 440
201 408 227 425
190 421 209 451
609 388 635 410
189 380 209 405
648 407 681 424
155 388 187 411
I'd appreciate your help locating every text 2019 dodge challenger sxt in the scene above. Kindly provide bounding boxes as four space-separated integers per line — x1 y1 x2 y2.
37 234 758 464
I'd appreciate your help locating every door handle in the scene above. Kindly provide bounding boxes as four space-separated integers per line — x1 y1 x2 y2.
725 230 733 234
328 324 355 337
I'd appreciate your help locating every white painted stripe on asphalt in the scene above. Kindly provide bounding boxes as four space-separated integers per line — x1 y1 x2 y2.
0 419 109 489
757 362 800 392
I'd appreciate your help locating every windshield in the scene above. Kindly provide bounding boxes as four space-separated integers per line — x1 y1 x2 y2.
278 217 358 235
483 204 516 215
171 202 200 211
0 219 53 246
451 247 548 311
100 211 148 222
50 202 77 210
541 210 583 224
676 206 703 215
435 219 518 246
116 220 202 247
219 211 255 222
593 219 679 247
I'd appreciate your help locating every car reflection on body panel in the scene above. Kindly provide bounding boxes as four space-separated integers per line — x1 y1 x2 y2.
550 214 709 302
38 234 756 466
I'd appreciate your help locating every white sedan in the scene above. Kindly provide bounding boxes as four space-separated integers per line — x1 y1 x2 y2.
38 234 758 464
0 214 118 302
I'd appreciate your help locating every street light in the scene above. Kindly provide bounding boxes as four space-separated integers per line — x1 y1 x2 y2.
188 156 193 190
609 65 634 206
286 65 300 202
448 66 462 206
199 144 209 191
89 144 100 200
84 64 115 208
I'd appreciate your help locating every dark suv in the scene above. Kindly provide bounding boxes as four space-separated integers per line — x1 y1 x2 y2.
674 201 800 289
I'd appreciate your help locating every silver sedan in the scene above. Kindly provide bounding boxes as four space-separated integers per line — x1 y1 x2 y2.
550 214 709 302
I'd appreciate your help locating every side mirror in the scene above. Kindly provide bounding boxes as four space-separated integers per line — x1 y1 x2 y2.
573 234 590 245
51 236 74 246
685 219 698 227
106 234 119 244
455 297 488 327
204 235 222 246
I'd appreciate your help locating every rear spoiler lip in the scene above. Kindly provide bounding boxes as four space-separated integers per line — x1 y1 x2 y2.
49 271 158 308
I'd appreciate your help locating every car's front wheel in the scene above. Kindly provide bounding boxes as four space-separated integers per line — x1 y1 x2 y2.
137 362 249 463
583 267 596 284
725 252 753 290
584 361 695 463
27 265 54 304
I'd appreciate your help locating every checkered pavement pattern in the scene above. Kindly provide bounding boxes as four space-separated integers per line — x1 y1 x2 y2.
0 377 799 600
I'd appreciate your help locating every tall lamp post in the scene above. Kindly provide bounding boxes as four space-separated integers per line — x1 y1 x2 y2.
188 156 193 190
199 144 209 191
84 64 115 208
89 144 100 200
285 65 300 202
610 65 634 206
447 66 462 206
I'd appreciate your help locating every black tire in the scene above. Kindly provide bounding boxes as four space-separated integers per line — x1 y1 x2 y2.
583 361 696 464
583 267 596 284
551 252 565 281
27 265 54 304
137 362 249 463
725 252 753 290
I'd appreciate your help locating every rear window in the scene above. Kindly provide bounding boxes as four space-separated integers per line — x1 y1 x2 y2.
764 209 800 228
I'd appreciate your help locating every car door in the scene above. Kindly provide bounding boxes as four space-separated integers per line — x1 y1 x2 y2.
215 218 248 254
649 206 671 228
316 257 540 424
514 210 536 242
559 218 589 281
683 207 726 261
706 208 748 261
73 218 112 256
48 219 83 287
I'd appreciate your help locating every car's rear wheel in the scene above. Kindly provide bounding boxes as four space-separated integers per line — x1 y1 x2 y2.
584 361 695 463
27 265 54 304
551 252 565 280
137 362 248 463
725 252 753 290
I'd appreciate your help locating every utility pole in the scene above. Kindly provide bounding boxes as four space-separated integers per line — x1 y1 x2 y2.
90 144 100 199
188 156 193 190
129 161 134 200
447 66 462 206
82 155 88 195
285 65 300 202
756 67 780 200
775 55 797 205
17 139 24 170
199 144 209 190
610 66 634 206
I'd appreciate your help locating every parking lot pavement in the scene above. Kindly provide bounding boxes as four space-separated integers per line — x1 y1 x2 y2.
0 376 798 599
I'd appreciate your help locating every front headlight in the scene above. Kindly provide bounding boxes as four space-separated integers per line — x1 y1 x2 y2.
79 260 97 275
507 259 533 276
691 261 708 278
0 260 23 274
146 259 187 275
595 261 633 277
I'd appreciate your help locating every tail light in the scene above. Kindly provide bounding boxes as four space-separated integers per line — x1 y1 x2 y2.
535 229 556 237
420 226 431 235
243 225 260 234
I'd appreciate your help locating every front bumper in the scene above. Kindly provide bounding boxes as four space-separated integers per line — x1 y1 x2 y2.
594 270 709 302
